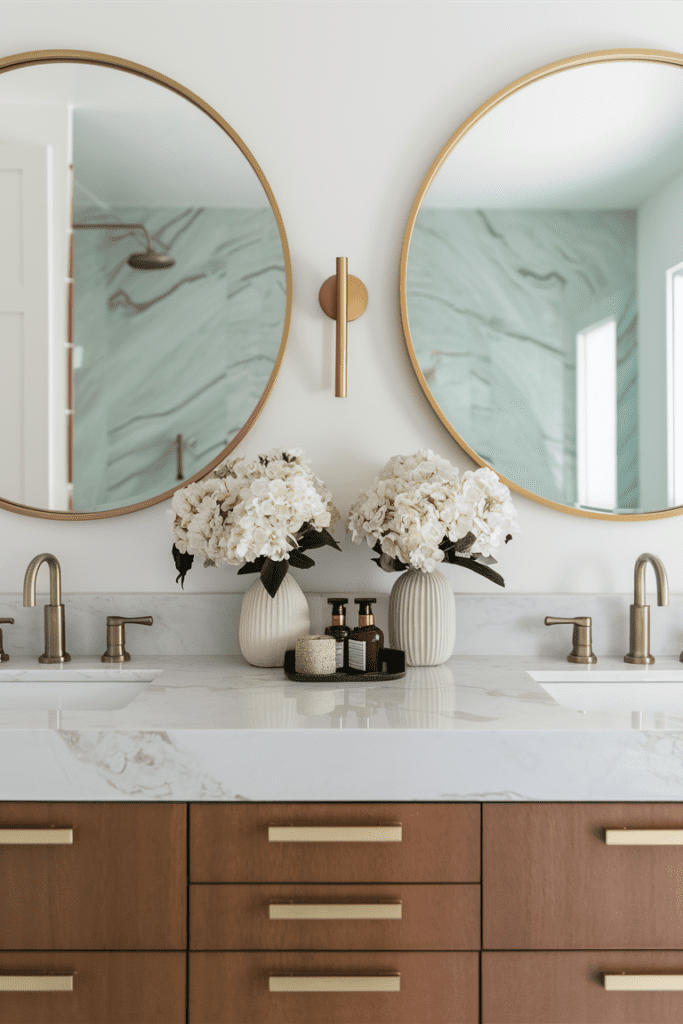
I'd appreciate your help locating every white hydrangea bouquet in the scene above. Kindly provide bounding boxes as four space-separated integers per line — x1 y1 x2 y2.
171 448 340 596
347 449 518 587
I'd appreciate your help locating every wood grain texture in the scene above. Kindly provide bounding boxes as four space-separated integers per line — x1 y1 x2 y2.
483 803 683 949
0 803 186 949
190 883 480 950
190 803 480 882
189 951 479 1023
0 952 185 1023
483 950 683 1023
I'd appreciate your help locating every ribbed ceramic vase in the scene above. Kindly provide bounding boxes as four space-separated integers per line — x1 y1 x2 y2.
238 572 310 668
388 568 456 666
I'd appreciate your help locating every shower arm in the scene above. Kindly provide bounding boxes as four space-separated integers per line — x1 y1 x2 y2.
72 223 170 252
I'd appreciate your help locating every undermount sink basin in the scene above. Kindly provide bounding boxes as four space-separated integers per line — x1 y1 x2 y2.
0 668 162 711
528 669 683 712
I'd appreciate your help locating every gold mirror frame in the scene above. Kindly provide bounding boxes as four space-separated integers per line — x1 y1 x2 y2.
400 48 683 521
0 49 292 521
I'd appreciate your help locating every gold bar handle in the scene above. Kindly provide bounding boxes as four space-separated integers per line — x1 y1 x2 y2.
268 824 402 843
269 975 400 993
336 256 348 397
605 974 683 991
605 829 683 845
318 259 368 398
0 975 73 992
269 902 402 920
0 828 73 845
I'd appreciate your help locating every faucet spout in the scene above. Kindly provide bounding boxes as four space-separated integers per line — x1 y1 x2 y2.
22 553 69 663
633 553 669 607
625 552 668 665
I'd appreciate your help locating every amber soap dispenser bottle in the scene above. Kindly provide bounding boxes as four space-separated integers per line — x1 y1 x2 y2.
325 598 350 672
347 598 384 673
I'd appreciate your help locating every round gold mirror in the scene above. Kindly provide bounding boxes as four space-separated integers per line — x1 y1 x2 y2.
401 49 683 520
0 50 291 519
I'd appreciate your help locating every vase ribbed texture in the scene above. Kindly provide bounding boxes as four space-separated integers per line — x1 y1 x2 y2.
389 568 456 666
239 572 310 668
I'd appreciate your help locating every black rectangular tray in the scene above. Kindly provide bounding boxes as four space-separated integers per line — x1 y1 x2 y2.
283 647 405 682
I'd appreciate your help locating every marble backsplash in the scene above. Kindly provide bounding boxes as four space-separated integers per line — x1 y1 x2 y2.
1 590 682 661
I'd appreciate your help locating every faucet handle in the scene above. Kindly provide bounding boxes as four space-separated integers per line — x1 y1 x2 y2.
102 616 153 663
545 616 597 664
0 618 14 663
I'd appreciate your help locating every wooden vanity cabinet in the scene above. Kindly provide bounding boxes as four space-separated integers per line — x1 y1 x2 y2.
482 803 683 1024
0 802 187 950
188 802 481 1024
0 802 187 1024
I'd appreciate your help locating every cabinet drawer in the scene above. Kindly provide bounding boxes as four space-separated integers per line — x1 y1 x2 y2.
190 803 480 882
0 952 185 1023
189 950 478 1023
190 882 480 950
483 951 683 1023
484 803 683 949
0 803 186 949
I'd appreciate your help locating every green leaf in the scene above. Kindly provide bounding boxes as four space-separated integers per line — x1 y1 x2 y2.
447 554 505 587
172 544 194 588
237 556 266 575
288 550 316 570
260 558 290 598
297 526 342 552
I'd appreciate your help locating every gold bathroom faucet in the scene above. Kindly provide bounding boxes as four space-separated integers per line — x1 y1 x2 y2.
23 553 70 664
624 553 669 665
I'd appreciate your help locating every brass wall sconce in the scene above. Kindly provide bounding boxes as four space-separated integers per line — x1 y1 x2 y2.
319 258 368 397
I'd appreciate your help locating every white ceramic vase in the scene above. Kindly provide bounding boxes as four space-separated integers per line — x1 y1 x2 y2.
388 567 456 666
238 572 310 668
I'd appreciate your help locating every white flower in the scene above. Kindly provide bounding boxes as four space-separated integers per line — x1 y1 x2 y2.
347 450 518 573
171 448 338 568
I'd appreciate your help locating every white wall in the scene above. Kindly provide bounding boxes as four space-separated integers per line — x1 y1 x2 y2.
3 0 683 598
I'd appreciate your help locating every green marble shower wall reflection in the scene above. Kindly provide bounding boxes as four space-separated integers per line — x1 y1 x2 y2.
407 208 638 509
72 205 286 513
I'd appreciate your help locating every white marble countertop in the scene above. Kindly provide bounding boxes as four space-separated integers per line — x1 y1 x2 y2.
2 654 683 802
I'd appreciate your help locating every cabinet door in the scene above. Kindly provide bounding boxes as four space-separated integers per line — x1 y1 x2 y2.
0 952 185 1023
190 803 480 882
190 882 480 950
0 803 186 949
483 950 683 1023
484 803 683 949
190 951 479 1023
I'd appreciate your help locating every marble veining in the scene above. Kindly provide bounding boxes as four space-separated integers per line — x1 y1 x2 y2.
72 205 286 512
407 208 638 509
0 655 683 800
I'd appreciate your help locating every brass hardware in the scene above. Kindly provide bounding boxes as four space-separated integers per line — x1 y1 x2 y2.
605 829 683 845
544 616 597 664
101 616 153 663
0 49 291 523
399 48 683 524
624 552 669 664
319 257 368 397
23 553 70 663
0 829 73 844
269 902 402 920
0 619 14 662
268 824 402 842
604 974 683 991
269 975 400 993
0 975 73 992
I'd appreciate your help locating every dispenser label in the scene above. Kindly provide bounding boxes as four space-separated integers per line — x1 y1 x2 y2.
347 639 366 671
335 641 344 669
